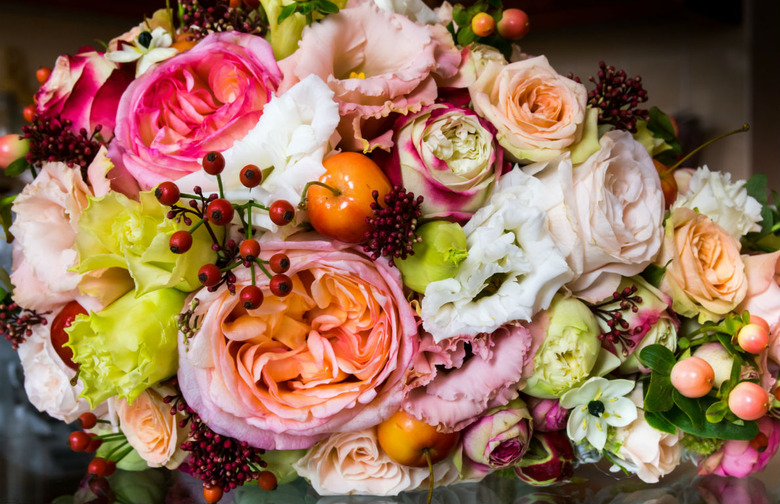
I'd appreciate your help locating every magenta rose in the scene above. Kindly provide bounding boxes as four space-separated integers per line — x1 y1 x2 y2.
698 416 780 477
108 32 281 189
35 50 133 137
177 236 417 450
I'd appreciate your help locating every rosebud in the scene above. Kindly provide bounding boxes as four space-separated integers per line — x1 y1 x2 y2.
462 398 532 471
514 431 575 486
395 221 468 293
526 397 568 432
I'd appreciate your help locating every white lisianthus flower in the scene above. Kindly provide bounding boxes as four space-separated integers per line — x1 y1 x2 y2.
421 169 573 341
560 377 637 451
671 165 762 239
106 27 177 77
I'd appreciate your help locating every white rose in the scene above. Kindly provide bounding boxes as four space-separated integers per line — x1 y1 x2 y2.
671 165 762 239
421 168 573 341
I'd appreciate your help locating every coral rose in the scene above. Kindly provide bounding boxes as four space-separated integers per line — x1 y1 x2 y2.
177 237 417 449
108 32 281 189
657 207 747 323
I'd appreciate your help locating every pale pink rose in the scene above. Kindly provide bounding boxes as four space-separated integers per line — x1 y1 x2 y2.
108 32 281 189
469 55 587 162
116 384 188 469
178 236 417 449
737 251 780 329
35 50 133 137
672 167 696 195
278 0 461 152
698 416 780 478
18 315 106 423
292 428 451 496
403 323 541 432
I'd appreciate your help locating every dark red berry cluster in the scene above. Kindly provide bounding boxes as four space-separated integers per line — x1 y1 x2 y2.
570 61 649 133
22 113 104 171
179 0 265 41
164 379 266 496
0 302 48 350
589 285 645 357
363 186 424 266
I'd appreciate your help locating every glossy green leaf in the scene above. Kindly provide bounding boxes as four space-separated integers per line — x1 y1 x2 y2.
706 400 729 423
457 25 476 46
672 390 704 429
0 194 16 243
639 344 676 374
277 3 298 24
745 173 768 204
4 157 30 177
645 411 677 435
644 372 674 413
663 406 759 440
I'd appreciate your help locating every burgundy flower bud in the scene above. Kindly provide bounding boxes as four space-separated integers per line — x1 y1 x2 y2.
514 431 575 486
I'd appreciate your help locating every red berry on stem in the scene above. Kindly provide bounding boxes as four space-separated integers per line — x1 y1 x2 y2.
86 433 102 452
155 181 180 206
88 457 108 477
240 239 261 261
497 8 530 40
240 164 263 188
202 151 225 175
257 470 278 491
240 285 264 309
23 105 36 122
79 412 98 430
104 460 117 477
270 275 292 297
269 253 290 274
198 264 222 287
36 67 52 84
69 431 90 451
737 323 770 354
169 230 193 254
206 198 235 226
269 200 295 226
203 486 224 504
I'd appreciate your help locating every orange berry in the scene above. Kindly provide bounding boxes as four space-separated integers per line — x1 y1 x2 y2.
471 13 495 38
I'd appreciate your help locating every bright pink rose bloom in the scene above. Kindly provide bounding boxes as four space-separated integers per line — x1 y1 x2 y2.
35 50 133 136
278 0 461 152
698 416 780 477
178 236 417 450
109 32 281 189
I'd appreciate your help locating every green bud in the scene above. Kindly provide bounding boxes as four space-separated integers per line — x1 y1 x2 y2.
396 221 468 293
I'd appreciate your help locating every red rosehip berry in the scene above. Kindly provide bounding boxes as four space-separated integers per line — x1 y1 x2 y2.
202 151 225 175
79 412 98 430
239 238 261 261
206 198 235 226
270 274 292 297
85 433 102 452
155 181 180 206
269 253 290 274
169 230 193 254
240 164 263 188
69 431 90 451
103 460 117 477
269 200 295 226
257 470 278 491
23 105 36 123
198 263 222 287
88 457 108 477
203 486 224 504
240 285 264 309
36 66 52 85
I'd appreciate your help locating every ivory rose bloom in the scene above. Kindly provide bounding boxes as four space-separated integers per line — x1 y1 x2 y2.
108 32 281 189
469 56 587 162
178 237 417 450
278 0 461 152
657 207 747 323
116 384 188 469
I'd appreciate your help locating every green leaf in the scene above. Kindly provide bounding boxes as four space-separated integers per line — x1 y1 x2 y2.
0 267 12 295
706 400 729 423
646 107 682 155
672 390 704 429
716 331 740 355
316 0 339 14
277 3 298 24
644 373 675 413
745 174 769 205
760 205 774 235
4 157 31 177
639 344 676 374
640 261 669 288
457 25 477 46
663 406 759 440
645 411 677 435
452 4 469 27
0 194 16 243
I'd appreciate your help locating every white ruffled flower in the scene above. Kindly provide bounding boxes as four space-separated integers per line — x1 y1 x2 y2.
560 377 637 451
671 165 762 239
373 0 439 24
106 27 177 77
421 169 573 342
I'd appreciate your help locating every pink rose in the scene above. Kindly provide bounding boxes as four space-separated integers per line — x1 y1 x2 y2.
526 397 568 432
35 50 133 137
178 236 417 449
108 32 281 189
698 416 780 478
469 56 587 162
278 0 461 152
737 251 780 329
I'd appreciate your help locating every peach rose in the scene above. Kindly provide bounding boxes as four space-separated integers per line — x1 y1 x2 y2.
116 384 188 469
177 236 417 450
657 207 747 323
469 55 587 162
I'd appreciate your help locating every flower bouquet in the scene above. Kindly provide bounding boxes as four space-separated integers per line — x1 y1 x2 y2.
1 0 779 502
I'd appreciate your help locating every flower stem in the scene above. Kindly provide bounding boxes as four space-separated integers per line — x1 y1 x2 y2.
424 449 433 504
662 123 750 176
298 180 340 210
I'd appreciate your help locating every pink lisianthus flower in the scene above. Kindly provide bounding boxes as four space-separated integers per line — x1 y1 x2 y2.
698 416 780 477
737 251 780 329
403 323 541 432
177 236 417 450
35 50 134 137
108 32 281 189
278 0 461 152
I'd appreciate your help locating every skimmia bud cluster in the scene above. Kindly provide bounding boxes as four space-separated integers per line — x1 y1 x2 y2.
179 0 265 40
589 285 644 357
22 113 104 171
0 302 48 350
363 186 424 266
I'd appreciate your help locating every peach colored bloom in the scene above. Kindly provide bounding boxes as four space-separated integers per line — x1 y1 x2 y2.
737 251 780 329
178 236 417 449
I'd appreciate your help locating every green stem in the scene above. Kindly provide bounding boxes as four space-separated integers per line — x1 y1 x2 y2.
298 180 340 210
189 218 205 233
662 123 750 176
424 449 434 504
217 173 225 199
255 260 273 280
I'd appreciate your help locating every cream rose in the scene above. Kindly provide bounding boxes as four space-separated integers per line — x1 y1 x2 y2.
116 384 188 469
469 55 587 162
657 207 747 322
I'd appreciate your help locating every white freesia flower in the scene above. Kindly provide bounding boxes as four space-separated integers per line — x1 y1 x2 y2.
421 169 573 341
106 27 177 77
560 377 637 451
671 165 762 239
